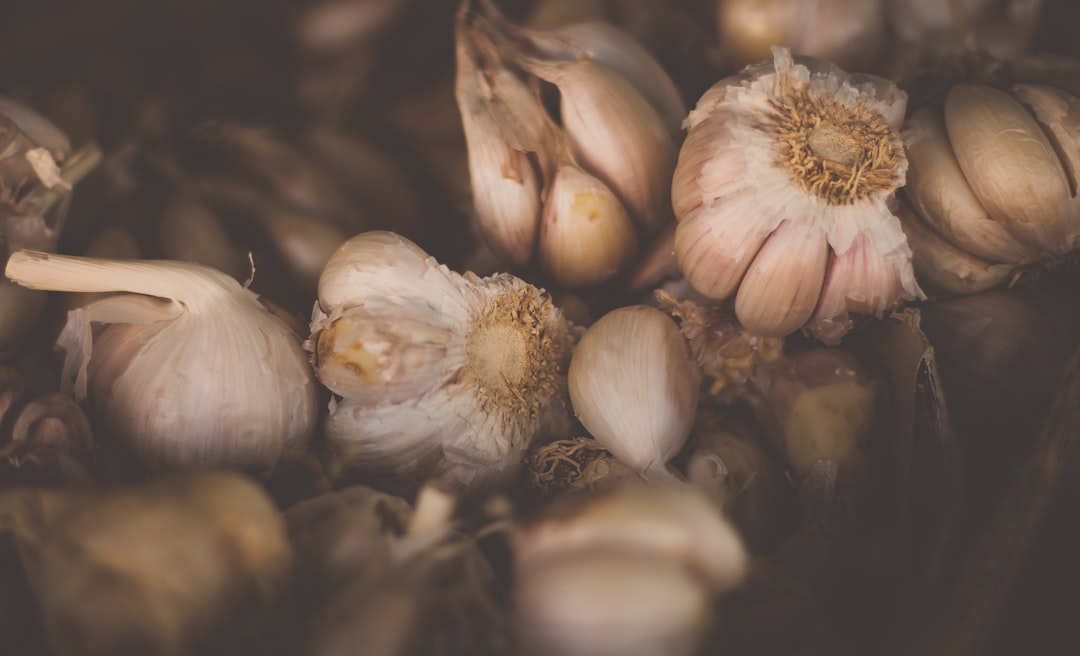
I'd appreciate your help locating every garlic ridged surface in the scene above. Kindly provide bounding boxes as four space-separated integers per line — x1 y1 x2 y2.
310 231 573 491
672 47 921 343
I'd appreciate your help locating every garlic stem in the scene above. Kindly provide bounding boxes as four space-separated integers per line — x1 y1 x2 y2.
17 143 102 219
5 251 241 307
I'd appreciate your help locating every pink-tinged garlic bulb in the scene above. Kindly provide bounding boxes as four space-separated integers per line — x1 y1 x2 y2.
672 46 922 344
309 231 573 492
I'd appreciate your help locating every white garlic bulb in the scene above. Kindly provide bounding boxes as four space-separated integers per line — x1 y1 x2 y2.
3 251 318 472
567 305 700 480
309 231 573 491
672 46 922 343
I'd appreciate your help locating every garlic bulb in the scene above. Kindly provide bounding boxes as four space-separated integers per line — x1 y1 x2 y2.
526 436 638 499
716 0 886 71
3 251 318 472
514 484 747 656
672 47 922 343
898 76 1080 295
310 231 573 491
567 305 700 481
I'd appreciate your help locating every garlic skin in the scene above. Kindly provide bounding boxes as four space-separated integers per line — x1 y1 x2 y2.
4 251 318 472
716 0 886 71
898 76 1080 295
567 305 700 480
672 47 922 343
537 161 638 288
310 231 573 491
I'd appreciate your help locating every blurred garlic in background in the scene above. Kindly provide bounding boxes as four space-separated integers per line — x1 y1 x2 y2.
716 0 886 71
672 47 922 343
309 231 573 492
0 98 100 358
514 483 747 656
3 251 318 473
567 305 700 482
887 0 1043 60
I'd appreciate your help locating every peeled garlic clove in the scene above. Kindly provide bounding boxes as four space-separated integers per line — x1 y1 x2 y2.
516 484 747 592
902 106 1033 264
522 20 687 138
896 199 1014 295
672 47 918 341
516 550 711 656
537 162 638 288
4 251 318 472
521 56 676 234
310 231 573 491
568 305 699 479
717 0 885 71
945 84 1074 253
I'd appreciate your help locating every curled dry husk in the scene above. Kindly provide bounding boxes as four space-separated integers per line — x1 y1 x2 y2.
309 231 573 492
0 471 293 656
3 251 318 473
525 436 638 501
897 54 1080 296
513 483 747 656
0 98 100 357
672 46 922 343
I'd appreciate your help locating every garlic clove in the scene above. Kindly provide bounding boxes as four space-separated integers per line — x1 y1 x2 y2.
521 56 677 235
4 251 318 472
567 305 700 478
1010 83 1080 242
896 198 1014 296
537 162 638 288
516 550 711 656
455 15 555 265
807 221 923 345
522 20 688 138
735 219 829 337
944 84 1074 253
902 106 1033 264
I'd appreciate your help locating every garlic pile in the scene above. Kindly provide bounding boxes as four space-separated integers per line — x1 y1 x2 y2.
454 0 682 288
898 60 1080 295
672 46 923 343
309 230 573 492
567 305 700 482
3 251 318 472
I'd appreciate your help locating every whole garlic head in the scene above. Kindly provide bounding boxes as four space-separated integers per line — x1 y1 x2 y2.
672 46 923 344
309 231 573 491
3 251 318 473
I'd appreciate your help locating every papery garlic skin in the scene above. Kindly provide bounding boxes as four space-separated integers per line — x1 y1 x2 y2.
310 231 573 491
4 252 318 472
567 305 699 480
672 47 921 343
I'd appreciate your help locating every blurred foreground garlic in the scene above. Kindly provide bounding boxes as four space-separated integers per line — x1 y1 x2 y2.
514 484 747 656
898 71 1080 295
716 0 886 71
568 305 700 482
672 47 922 343
309 231 573 491
1 471 292 656
3 251 318 472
